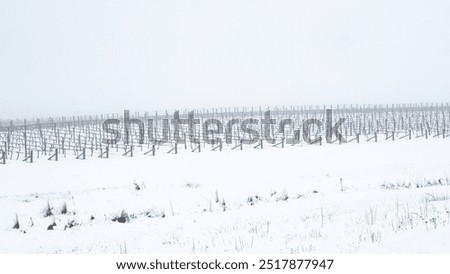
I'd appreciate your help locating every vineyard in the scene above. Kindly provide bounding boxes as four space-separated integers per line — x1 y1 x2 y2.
1 103 450 253
1 103 449 164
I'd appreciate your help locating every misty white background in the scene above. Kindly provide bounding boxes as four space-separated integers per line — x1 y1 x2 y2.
0 0 449 119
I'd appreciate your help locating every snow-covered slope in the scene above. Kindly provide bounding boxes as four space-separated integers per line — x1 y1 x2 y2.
1 138 450 253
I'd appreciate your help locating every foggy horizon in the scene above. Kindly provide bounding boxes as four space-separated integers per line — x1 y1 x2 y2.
1 0 450 119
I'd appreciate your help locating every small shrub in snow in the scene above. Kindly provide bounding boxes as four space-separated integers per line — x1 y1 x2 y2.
133 181 141 191
112 210 129 223
221 199 227 211
64 219 79 230
247 195 261 206
13 214 19 230
214 190 219 203
143 209 166 218
276 192 289 202
423 193 450 203
47 221 56 230
382 178 450 190
132 181 146 191
59 202 68 215
185 182 200 188
42 201 53 218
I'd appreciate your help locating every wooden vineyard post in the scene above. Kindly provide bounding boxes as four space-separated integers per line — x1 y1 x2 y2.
99 146 109 158
0 150 5 165
443 113 447 138
76 147 86 160
24 119 27 158
167 143 177 154
23 150 33 163
212 140 223 151
191 142 201 153
293 130 300 145
48 148 58 161
273 138 285 148
367 132 377 142
400 130 411 140
144 144 156 156
231 139 243 151
254 139 263 149
2 141 7 164
123 146 133 157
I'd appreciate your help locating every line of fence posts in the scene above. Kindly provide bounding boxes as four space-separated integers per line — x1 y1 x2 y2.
0 149 5 164
2 104 450 164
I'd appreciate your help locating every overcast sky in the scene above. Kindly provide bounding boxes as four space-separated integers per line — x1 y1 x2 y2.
1 0 450 119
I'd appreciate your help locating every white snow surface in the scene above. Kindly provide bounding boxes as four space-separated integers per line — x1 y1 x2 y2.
1 138 450 253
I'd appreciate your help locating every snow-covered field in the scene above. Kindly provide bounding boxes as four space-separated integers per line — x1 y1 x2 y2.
1 138 450 253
